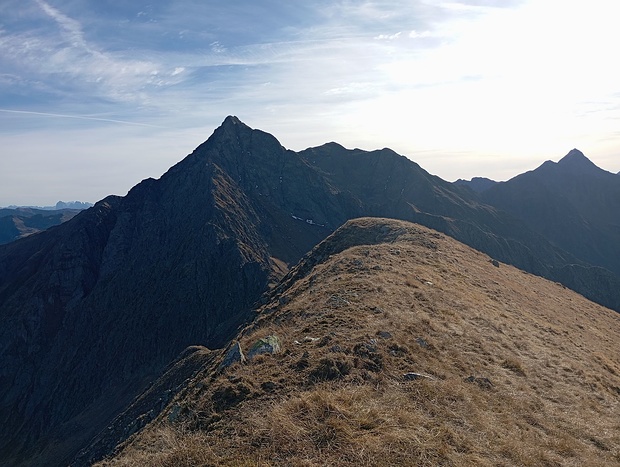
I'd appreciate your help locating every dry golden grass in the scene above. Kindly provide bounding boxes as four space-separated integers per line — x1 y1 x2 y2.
98 218 620 466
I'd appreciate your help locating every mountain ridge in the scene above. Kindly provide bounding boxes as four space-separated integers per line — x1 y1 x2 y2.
94 218 620 466
453 176 498 193
1 117 619 466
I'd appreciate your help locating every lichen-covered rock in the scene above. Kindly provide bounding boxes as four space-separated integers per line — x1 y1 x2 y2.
246 335 281 360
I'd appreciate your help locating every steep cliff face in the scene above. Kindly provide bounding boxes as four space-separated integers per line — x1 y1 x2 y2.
0 118 619 466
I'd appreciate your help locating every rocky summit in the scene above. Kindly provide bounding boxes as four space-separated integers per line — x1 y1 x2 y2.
0 117 619 466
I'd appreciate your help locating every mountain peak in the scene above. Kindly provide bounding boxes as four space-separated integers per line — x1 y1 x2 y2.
197 115 256 155
557 149 600 172
222 115 242 126
217 115 251 135
563 148 586 158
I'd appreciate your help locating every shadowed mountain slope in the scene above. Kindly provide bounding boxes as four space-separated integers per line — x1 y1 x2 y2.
96 218 620 466
292 143 620 311
0 207 81 245
1 118 619 466
0 119 281 465
481 149 620 277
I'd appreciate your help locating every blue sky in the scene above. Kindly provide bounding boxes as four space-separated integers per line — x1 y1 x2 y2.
2 0 620 206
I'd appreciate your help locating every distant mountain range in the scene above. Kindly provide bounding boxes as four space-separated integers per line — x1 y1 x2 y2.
0 117 618 465
0 207 82 245
0 202 92 245
2 201 93 211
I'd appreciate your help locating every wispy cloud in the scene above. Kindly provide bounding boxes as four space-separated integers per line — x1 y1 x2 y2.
2 0 620 205
0 1 184 107
35 0 89 50
0 108 163 127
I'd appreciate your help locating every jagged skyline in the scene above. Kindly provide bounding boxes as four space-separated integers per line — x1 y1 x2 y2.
2 0 620 206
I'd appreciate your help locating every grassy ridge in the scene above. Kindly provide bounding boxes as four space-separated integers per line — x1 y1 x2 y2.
99 219 620 466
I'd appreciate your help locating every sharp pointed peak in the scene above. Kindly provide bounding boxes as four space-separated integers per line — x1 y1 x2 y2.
531 149 615 178
558 148 589 164
220 115 250 130
222 115 242 125
566 148 585 156
208 115 254 141
556 148 607 173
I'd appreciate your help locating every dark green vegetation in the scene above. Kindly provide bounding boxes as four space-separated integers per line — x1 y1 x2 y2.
0 117 618 465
